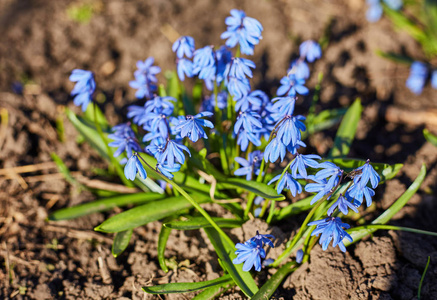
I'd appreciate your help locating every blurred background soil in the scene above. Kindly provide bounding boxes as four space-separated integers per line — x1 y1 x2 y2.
0 0 436 299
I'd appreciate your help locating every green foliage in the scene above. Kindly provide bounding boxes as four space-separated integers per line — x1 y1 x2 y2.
67 1 101 24
164 217 243 230
424 129 437 146
112 229 133 257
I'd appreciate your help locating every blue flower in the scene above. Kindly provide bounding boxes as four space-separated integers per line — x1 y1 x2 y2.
327 193 359 216
200 92 228 113
289 59 310 80
174 112 214 142
146 137 166 161
250 231 275 248
214 46 233 84
176 58 194 81
308 217 353 252
263 137 287 163
124 153 147 181
314 161 343 192
277 74 309 97
69 69 96 111
234 151 263 180
227 76 251 99
289 154 321 179
305 177 333 205
276 115 306 147
233 240 265 272
160 139 191 168
384 0 403 10
432 70 437 89
172 36 195 59
225 57 256 80
406 61 428 95
221 9 263 55
346 184 375 207
127 105 147 125
129 73 156 100
352 160 380 189
235 90 264 112
145 95 176 116
138 111 170 138
108 124 142 157
234 110 262 134
366 0 383 22
193 46 216 80
268 172 302 196
236 128 261 151
134 57 161 84
271 96 296 117
299 40 322 63
296 249 304 263
156 163 181 180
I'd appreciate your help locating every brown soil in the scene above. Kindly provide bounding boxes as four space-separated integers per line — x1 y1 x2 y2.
1 0 437 299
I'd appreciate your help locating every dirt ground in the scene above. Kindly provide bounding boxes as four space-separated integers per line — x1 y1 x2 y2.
0 0 437 299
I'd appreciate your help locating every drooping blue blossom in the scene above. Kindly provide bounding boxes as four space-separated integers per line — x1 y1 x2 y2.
174 112 214 142
134 58 161 83
277 74 309 97
129 73 156 100
138 111 170 138
127 105 147 125
145 95 176 116
236 128 261 151
314 161 343 192
156 163 181 180
193 46 216 80
352 160 380 189
366 0 383 22
69 69 96 111
172 36 195 59
308 217 353 252
268 172 302 196
296 249 304 263
299 40 322 63
227 76 251 99
200 92 228 113
233 240 265 272
250 231 275 248
263 137 287 163
346 183 375 207
289 59 310 80
276 115 306 147
286 140 307 155
235 90 264 112
176 58 194 81
289 154 321 179
271 96 296 117
221 9 263 55
124 153 147 181
108 124 142 157
234 110 262 134
327 193 359 216
305 176 333 205
432 70 437 89
225 57 256 80
160 139 191 168
234 150 263 180
406 61 428 95
249 90 269 112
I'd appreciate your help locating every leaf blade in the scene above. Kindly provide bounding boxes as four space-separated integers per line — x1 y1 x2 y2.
112 229 133 257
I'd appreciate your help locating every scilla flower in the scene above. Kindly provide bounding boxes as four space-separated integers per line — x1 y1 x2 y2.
124 153 147 181
299 40 322 63
308 217 353 252
174 112 214 142
233 240 265 272
69 69 96 112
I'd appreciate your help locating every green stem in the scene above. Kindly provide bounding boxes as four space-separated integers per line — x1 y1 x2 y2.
348 224 437 237
272 199 324 267
266 200 276 224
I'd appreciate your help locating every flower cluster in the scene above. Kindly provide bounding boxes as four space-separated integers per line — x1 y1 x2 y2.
366 0 403 22
406 61 437 95
69 69 96 111
129 58 161 99
233 231 275 271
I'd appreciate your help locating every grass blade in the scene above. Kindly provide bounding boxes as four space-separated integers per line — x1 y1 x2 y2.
203 227 259 297
164 217 243 230
252 261 296 300
344 164 426 246
48 193 164 221
158 221 172 273
95 194 210 233
142 274 232 294
112 229 133 257
424 129 437 147
220 178 285 201
329 98 362 158
192 281 234 300
418 256 431 300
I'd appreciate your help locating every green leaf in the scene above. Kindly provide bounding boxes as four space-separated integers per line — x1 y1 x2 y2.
48 193 164 221
142 274 233 294
203 227 258 297
83 103 109 128
376 50 414 65
329 99 362 158
192 281 234 300
424 129 437 147
252 261 296 300
112 229 133 257
164 217 243 230
158 221 172 273
220 178 285 201
344 164 426 246
418 256 431 300
304 107 347 138
51 152 84 189
95 194 210 233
